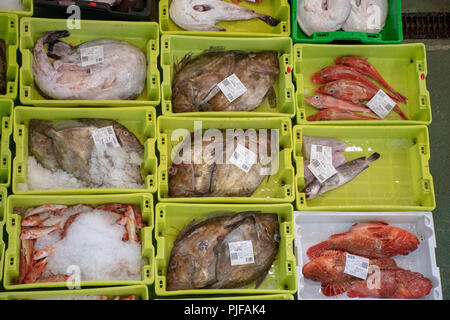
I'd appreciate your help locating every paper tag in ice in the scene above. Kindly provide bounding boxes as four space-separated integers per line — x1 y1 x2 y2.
344 253 370 280
367 89 396 119
307 144 337 183
80 45 104 67
91 126 120 148
229 144 257 173
217 73 248 103
228 240 255 266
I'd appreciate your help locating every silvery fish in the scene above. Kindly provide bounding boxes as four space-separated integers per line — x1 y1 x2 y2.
166 211 280 291
297 0 352 36
32 30 147 100
303 152 380 200
342 0 388 33
169 0 279 32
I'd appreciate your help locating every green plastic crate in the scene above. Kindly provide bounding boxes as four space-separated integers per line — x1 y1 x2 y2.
0 0 33 17
3 193 155 290
19 17 160 107
292 0 402 44
0 285 149 300
0 99 13 187
0 187 6 282
12 106 157 195
157 116 295 203
159 0 290 37
160 35 296 118
294 43 431 125
0 13 18 100
293 125 436 211
154 203 297 297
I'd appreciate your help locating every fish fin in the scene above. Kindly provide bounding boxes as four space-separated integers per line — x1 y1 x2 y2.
393 105 409 120
266 86 277 108
258 15 279 27
306 240 329 259
173 53 194 77
329 231 350 239
321 282 351 297
367 152 380 163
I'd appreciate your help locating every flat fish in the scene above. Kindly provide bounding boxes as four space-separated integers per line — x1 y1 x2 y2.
297 0 352 36
172 49 279 113
166 211 280 291
342 0 388 33
169 0 279 32
32 30 147 100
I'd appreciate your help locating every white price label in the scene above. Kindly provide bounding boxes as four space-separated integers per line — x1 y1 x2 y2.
344 253 370 280
91 126 120 148
307 144 337 183
367 89 396 119
228 240 255 266
80 45 104 67
229 144 257 173
217 74 248 103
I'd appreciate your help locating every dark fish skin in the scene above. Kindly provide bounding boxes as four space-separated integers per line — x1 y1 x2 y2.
172 49 279 113
166 211 280 291
0 39 6 95
29 120 60 172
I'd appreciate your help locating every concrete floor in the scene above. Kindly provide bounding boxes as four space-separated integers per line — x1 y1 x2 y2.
402 1 450 300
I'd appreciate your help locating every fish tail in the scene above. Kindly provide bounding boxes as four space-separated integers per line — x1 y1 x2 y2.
394 105 409 120
306 240 329 259
367 152 381 163
258 15 279 27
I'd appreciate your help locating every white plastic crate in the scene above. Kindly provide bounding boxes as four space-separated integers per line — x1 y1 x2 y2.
294 211 442 300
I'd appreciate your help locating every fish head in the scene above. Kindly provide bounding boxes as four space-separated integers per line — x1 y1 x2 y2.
114 125 143 153
310 66 333 84
166 252 196 291
302 251 344 283
305 94 325 109
303 181 321 200
245 51 280 75
316 83 338 97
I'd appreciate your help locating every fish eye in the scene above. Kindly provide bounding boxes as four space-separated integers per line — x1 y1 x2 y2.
169 260 178 268
314 96 320 100
322 75 328 79
306 187 311 192
329 89 335 94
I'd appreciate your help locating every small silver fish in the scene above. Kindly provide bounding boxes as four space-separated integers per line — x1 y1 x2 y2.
303 152 380 200
169 0 279 32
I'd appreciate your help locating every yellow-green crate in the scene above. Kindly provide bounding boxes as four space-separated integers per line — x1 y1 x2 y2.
293 125 436 211
0 187 6 282
154 202 297 297
157 116 295 203
160 35 296 118
159 0 290 37
0 285 149 300
12 106 157 195
0 13 18 100
0 99 13 187
164 294 295 300
19 17 160 107
294 43 431 125
0 0 33 17
3 193 155 290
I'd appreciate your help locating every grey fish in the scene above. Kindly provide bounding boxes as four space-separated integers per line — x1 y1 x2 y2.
172 49 279 113
166 211 280 291
0 39 6 95
169 0 279 32
302 136 346 160
303 152 380 200
33 30 147 100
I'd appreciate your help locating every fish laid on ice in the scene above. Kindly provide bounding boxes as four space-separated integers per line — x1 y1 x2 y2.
306 221 419 259
342 0 388 34
297 0 352 36
303 152 380 199
167 211 280 290
169 0 279 32
0 39 6 95
302 250 432 298
172 49 279 113
33 30 147 100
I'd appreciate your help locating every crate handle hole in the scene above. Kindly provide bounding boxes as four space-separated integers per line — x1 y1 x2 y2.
10 257 14 266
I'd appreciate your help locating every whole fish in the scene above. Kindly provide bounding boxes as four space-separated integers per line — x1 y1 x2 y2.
302 250 432 298
20 223 62 240
303 152 347 187
303 152 380 200
33 30 147 100
306 221 419 259
166 211 280 291
302 136 346 160
0 39 6 95
169 0 279 32
342 0 388 34
23 204 68 219
307 107 381 121
315 79 408 120
305 93 376 115
297 0 352 36
172 49 279 113
335 56 408 104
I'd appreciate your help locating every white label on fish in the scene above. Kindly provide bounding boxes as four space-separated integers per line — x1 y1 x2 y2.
80 45 105 67
91 126 120 148
218 73 248 103
229 144 257 173
228 240 255 266
344 253 370 280
307 144 337 183
367 89 397 119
